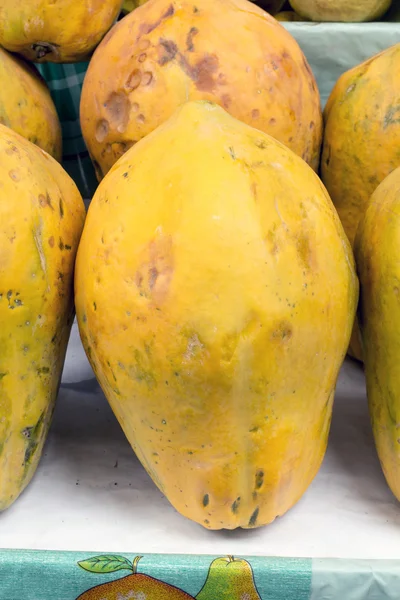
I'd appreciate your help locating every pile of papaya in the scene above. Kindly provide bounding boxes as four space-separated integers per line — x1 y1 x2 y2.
0 0 399 531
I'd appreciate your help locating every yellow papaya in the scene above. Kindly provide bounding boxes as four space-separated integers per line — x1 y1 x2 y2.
275 10 303 20
122 0 148 12
289 0 391 21
321 43 400 362
80 0 322 180
75 101 357 529
0 125 85 510
0 0 123 63
355 167 400 501
0 47 61 161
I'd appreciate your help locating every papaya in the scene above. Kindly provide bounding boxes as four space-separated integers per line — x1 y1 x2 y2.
0 125 85 510
122 0 149 11
275 10 303 21
355 167 400 501
0 47 61 161
0 0 123 63
321 43 400 361
80 0 322 180
75 100 357 529
289 0 391 22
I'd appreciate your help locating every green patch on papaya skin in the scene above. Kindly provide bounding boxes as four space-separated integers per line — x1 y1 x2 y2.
0 372 8 380
22 411 46 469
383 105 400 129
231 497 241 514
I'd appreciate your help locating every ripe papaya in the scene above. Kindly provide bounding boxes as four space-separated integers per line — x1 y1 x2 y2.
0 47 61 161
80 0 322 180
321 43 400 361
0 125 85 510
0 0 123 63
75 101 357 529
289 0 391 21
355 167 400 502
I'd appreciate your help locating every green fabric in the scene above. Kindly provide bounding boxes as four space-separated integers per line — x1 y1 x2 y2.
36 62 97 200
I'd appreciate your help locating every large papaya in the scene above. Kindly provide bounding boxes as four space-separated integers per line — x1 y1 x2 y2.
321 43 400 361
0 0 123 63
80 0 322 180
0 47 61 161
75 101 357 529
355 167 400 501
289 0 391 21
0 125 85 510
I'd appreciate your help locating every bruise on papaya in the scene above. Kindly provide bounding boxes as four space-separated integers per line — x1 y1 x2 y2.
186 27 199 52
139 3 175 37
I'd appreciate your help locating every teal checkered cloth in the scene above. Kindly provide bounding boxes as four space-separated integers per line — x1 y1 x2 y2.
36 62 96 200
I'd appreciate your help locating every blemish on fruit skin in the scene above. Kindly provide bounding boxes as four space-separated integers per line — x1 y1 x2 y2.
255 470 264 489
8 169 20 182
186 27 199 52
138 4 174 37
95 119 109 142
248 507 259 527
231 497 241 514
203 494 209 507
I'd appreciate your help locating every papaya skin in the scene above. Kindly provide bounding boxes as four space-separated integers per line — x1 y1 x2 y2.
322 43 400 362
0 0 123 63
75 101 357 530
289 0 391 22
355 168 400 501
0 125 85 510
80 0 322 180
0 47 61 161
275 10 303 21
122 0 149 12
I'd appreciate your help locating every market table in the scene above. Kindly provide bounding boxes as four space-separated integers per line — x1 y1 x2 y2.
2 18 400 600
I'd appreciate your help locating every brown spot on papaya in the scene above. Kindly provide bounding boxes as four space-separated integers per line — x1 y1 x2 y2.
59 198 64 218
104 92 130 133
38 193 53 209
309 121 315 130
217 72 227 85
137 114 145 124
194 54 219 91
186 26 199 51
138 4 174 36
138 38 151 51
135 234 174 304
203 494 209 507
221 94 231 108
252 109 260 119
132 102 140 112
158 39 178 65
126 69 142 90
48 236 54 248
138 52 147 63
272 321 293 341
269 117 276 125
142 71 153 86
9 169 20 182
95 119 109 143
